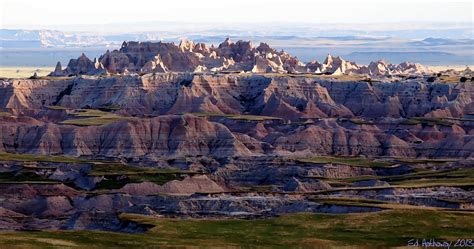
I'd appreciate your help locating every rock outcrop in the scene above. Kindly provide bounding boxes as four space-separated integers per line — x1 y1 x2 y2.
119 175 225 195
0 71 472 230
306 55 432 76
0 114 254 158
4 74 471 120
48 39 432 76
50 54 107 76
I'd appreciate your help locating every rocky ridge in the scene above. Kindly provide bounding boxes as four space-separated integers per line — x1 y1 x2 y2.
49 39 432 76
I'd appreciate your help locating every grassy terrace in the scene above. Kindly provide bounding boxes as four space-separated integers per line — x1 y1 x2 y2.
0 112 13 117
0 152 188 188
401 117 454 126
308 196 447 210
387 168 474 187
393 157 458 164
348 118 374 125
299 156 394 168
89 163 190 189
60 109 132 126
190 112 281 121
46 105 69 110
0 152 89 164
0 210 472 248
306 160 474 189
89 163 191 176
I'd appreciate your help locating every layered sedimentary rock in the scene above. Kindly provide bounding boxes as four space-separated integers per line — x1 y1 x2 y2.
50 53 107 76
1 67 473 232
52 39 306 75
1 37 473 235
3 74 472 119
49 39 432 76
305 55 432 76
0 73 473 159
0 114 253 158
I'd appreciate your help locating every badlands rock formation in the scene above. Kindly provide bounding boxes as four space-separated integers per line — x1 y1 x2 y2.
4 73 472 119
0 39 472 233
0 72 473 161
49 39 431 76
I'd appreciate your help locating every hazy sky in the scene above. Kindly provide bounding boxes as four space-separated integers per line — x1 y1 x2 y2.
1 0 472 29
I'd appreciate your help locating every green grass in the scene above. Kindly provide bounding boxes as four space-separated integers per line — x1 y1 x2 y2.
46 105 69 110
393 157 458 165
308 166 474 189
401 117 453 126
0 112 13 117
349 118 374 125
0 152 88 163
0 210 471 248
88 163 189 176
90 164 189 190
388 168 474 187
190 112 280 121
299 156 393 168
98 103 122 111
61 109 131 126
95 174 182 190
308 196 437 210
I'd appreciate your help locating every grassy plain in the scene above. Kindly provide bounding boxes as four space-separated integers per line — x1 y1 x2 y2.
299 156 393 168
0 67 54 78
0 210 472 248
60 109 131 126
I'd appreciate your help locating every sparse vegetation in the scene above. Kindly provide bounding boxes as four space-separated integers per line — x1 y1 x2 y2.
299 156 393 168
46 105 69 110
0 210 472 248
388 168 474 187
89 163 189 176
401 117 453 126
98 103 122 111
0 152 88 163
349 118 374 125
308 162 473 188
437 75 464 84
190 112 281 121
61 109 132 126
90 163 190 189
94 173 182 190
0 171 59 184
0 112 13 117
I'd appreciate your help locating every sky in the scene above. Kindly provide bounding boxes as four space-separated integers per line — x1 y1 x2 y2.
1 0 473 29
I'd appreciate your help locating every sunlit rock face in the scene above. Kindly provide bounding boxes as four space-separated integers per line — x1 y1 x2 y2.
50 39 432 76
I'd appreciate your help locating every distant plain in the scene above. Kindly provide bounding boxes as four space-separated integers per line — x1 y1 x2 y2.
0 67 54 78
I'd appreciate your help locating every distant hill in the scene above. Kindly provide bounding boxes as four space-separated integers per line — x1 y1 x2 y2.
1 27 473 67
